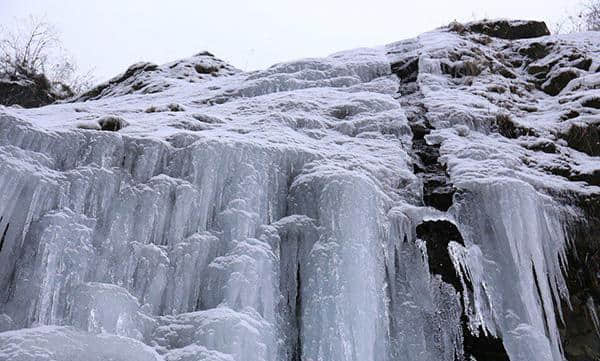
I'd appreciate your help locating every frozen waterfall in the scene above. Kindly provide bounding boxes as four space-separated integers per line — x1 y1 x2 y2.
1 19 599 361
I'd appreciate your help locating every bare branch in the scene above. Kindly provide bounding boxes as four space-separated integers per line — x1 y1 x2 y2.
0 15 95 95
555 0 600 33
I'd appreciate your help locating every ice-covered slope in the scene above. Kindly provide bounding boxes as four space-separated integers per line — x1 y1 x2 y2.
0 19 598 361
74 51 241 102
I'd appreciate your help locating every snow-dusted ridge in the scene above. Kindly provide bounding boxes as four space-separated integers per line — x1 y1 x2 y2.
0 19 599 361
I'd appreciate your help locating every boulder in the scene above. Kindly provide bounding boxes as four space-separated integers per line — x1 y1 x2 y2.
542 69 580 96
0 73 73 108
466 19 550 40
0 77 54 108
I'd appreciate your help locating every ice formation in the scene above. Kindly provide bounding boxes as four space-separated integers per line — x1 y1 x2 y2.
1 19 599 361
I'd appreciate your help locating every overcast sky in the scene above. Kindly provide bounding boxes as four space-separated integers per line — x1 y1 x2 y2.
0 0 581 82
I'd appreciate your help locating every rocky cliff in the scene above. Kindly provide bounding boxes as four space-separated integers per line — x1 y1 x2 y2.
0 19 598 361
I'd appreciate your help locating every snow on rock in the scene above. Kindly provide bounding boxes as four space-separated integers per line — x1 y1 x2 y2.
1 19 599 361
74 52 240 102
463 19 550 40
387 20 600 361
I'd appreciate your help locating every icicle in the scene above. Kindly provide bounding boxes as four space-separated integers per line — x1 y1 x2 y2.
587 296 600 339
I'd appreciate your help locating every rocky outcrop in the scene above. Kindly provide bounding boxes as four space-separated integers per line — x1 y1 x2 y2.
75 52 240 101
0 73 72 108
464 19 550 39
390 18 600 361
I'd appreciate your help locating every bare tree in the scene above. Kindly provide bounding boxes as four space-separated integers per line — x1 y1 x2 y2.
0 16 58 77
553 0 600 33
581 0 600 31
0 15 94 94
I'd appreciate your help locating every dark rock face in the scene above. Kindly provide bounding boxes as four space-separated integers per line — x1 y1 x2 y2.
494 113 536 139
527 63 550 76
411 122 456 211
416 220 511 361
542 69 579 96
441 60 482 78
390 53 458 212
562 123 600 157
466 19 550 40
98 115 128 131
560 304 600 361
390 57 419 84
416 220 464 290
561 194 600 361
519 42 553 60
582 97 600 109
462 321 510 361
0 74 69 108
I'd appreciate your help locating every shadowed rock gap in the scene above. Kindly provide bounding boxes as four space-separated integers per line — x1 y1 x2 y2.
392 60 457 212
416 220 510 361
0 217 7 254
416 220 464 291
559 194 600 360
292 264 303 361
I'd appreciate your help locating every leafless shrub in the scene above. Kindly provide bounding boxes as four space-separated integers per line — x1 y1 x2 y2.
0 16 58 77
582 0 600 30
0 15 95 94
552 0 600 33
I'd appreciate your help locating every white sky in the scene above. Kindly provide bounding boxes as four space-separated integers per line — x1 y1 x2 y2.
0 0 581 82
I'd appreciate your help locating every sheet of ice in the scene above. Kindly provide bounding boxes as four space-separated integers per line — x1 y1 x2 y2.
0 326 162 361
